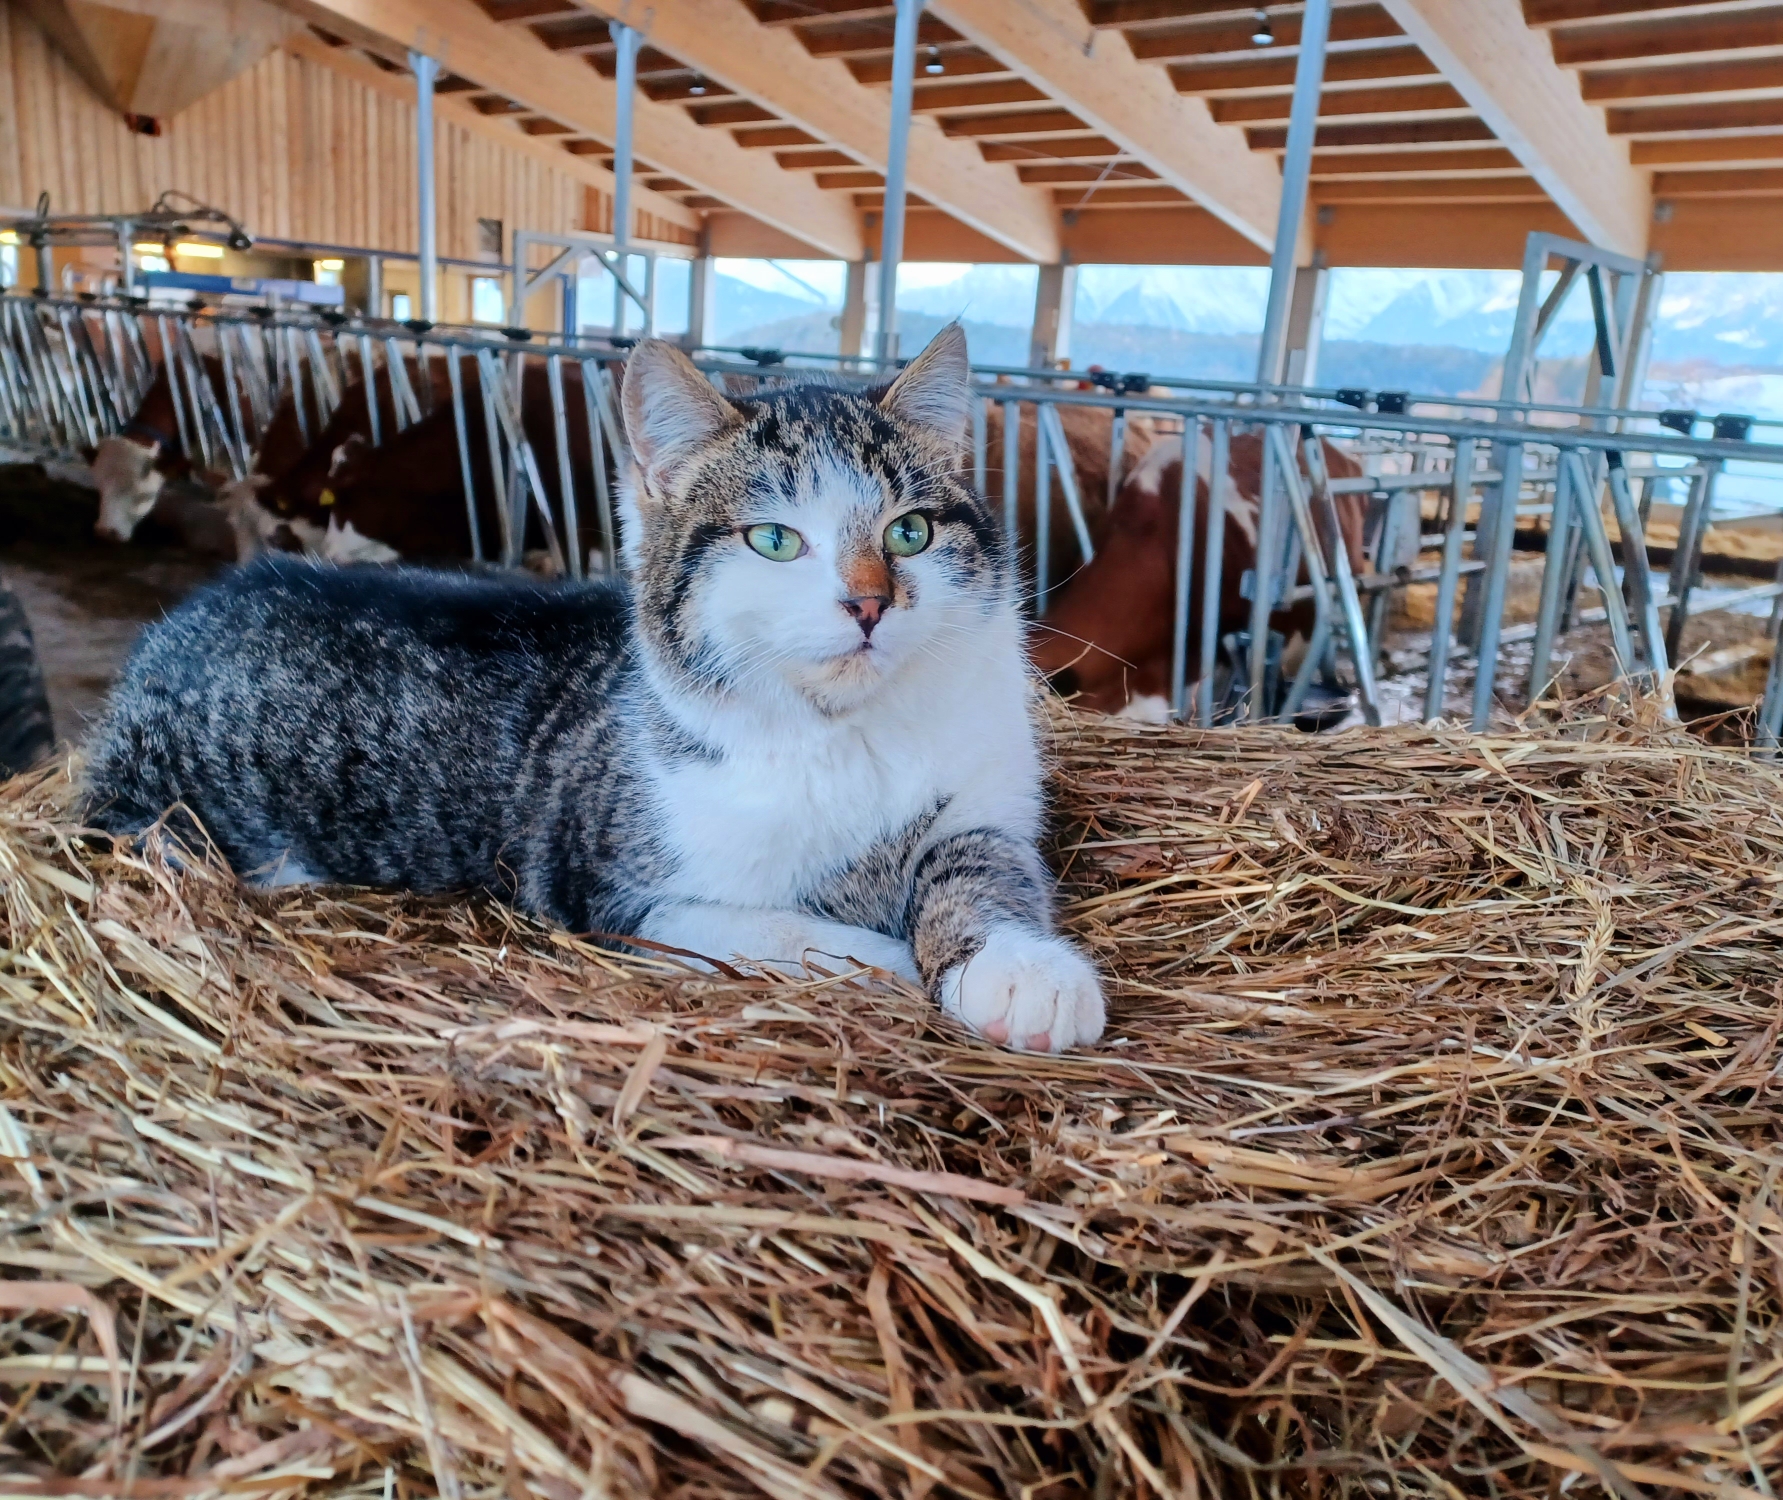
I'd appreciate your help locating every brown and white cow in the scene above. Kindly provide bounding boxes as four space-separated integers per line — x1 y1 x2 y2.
1029 427 1368 718
221 358 459 565
258 357 600 569
978 398 1154 595
91 354 238 544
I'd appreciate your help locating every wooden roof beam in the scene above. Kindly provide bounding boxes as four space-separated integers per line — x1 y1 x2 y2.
1548 9 1783 67
848 45 1004 83
1526 1 1783 23
928 0 1285 251
1581 56 1783 103
1380 0 1650 253
1309 145 1524 174
565 0 1059 262
1209 81 1470 124
1126 7 1403 64
285 31 701 232
1633 135 1783 163
1169 44 1438 95
1609 96 1783 132
267 0 863 255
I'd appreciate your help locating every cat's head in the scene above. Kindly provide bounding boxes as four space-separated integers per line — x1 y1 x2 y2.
618 325 1005 716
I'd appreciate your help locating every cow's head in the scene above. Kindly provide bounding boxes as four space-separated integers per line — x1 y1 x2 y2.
91 436 165 542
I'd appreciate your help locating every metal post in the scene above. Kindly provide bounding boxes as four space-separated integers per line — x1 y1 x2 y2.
876 0 923 364
118 219 135 296
1255 0 1331 387
1605 453 1670 700
971 396 987 501
1423 438 1476 721
610 22 642 335
1527 456 1577 705
1245 430 1285 717
446 348 483 564
1470 441 1525 730
1565 449 1641 690
1665 462 1715 661
1034 406 1052 615
1756 560 1783 754
1170 420 1201 720
548 354 582 578
368 254 384 319
1039 402 1095 565
1197 421 1231 727
408 51 440 323
1001 398 1020 556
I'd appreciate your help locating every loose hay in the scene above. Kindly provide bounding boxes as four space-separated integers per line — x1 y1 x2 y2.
1 705 1781 1498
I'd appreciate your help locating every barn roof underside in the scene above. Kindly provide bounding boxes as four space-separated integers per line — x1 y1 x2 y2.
293 1 1783 270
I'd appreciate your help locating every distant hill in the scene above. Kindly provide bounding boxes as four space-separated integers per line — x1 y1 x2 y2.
704 265 1783 417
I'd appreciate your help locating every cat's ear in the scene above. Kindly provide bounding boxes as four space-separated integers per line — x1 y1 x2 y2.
621 339 740 492
879 322 972 452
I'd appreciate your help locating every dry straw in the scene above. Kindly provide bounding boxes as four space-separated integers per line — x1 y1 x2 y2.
1 700 1780 1497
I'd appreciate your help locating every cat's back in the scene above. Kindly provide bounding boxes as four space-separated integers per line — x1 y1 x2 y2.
137 554 628 660
84 558 633 886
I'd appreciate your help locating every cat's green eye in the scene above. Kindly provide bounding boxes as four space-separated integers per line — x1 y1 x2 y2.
745 522 806 561
884 512 932 557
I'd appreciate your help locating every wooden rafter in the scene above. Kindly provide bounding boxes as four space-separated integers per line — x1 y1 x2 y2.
1381 0 1651 254
563 0 1061 261
286 30 701 230
928 0 1286 250
265 0 863 256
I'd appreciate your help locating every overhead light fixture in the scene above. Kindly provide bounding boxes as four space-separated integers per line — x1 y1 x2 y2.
0 230 17 245
924 44 944 75
173 241 225 259
316 257 345 271
688 75 707 95
1251 8 1274 45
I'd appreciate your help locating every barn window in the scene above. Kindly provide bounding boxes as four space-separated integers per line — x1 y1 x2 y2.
0 235 15 291
389 292 412 321
471 277 506 325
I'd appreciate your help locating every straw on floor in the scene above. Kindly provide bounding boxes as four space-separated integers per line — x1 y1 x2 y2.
1 702 1780 1498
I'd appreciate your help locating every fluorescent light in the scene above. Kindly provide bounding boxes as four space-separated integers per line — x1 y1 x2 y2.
316 257 345 271
0 230 17 245
173 241 225 259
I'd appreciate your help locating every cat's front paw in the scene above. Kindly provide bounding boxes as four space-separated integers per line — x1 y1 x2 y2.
939 926 1105 1053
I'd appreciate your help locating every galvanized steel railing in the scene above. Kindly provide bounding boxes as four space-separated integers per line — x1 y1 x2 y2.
3 291 1782 747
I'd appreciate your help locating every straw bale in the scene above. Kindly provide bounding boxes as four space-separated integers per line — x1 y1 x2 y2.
1 701 1781 1498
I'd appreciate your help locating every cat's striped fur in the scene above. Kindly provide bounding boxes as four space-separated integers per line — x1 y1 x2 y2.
82 326 1105 1052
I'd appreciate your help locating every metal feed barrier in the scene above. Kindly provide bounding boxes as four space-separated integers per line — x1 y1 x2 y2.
3 290 1782 748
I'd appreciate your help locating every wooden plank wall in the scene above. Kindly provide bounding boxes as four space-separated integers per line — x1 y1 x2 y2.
0 0 654 259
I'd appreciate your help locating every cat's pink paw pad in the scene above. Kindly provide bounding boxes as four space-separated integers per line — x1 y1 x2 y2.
940 928 1105 1054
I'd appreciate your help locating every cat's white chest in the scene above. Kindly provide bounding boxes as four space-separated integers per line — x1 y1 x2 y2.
648 636 1037 908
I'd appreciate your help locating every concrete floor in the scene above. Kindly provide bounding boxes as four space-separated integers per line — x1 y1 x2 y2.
1 462 221 749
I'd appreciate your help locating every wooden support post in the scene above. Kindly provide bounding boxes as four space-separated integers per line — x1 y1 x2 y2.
1283 261 1329 388
687 253 716 350
1029 263 1077 371
840 260 868 361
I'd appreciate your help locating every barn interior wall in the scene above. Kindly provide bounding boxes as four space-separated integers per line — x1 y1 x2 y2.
0 0 599 264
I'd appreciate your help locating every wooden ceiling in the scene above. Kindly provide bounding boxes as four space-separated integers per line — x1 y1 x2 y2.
294 1 1783 268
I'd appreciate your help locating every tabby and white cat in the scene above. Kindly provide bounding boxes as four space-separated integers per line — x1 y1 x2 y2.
83 325 1105 1052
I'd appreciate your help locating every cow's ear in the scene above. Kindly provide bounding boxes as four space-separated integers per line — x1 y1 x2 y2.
879 322 971 454
621 339 740 494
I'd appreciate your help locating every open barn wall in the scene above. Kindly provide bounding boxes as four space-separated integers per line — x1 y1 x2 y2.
0 0 693 271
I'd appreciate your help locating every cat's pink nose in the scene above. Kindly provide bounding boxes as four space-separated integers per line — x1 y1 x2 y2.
842 594 890 638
